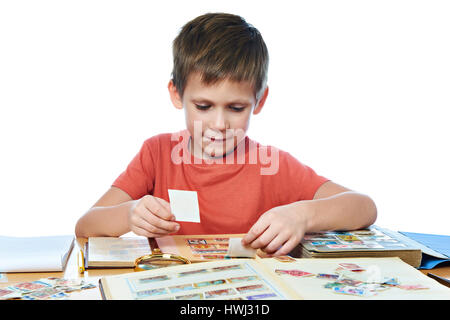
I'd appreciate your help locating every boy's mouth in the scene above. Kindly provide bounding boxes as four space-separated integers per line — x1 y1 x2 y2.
204 134 228 142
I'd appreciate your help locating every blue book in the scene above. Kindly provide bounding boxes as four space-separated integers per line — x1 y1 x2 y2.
398 231 450 269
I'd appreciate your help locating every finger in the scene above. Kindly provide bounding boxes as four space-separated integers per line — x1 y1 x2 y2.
262 233 290 255
134 216 174 236
273 237 299 257
272 230 305 257
247 225 278 250
131 225 164 238
134 201 179 233
147 214 180 233
242 216 270 246
143 196 174 221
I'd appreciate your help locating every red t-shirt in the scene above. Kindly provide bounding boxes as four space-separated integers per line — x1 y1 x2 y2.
112 130 328 235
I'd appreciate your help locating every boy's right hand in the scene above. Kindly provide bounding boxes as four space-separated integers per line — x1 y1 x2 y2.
127 195 180 238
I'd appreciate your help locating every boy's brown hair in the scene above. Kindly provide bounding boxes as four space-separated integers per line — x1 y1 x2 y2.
171 13 269 100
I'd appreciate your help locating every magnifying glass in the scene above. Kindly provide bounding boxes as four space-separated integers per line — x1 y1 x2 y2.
134 238 190 271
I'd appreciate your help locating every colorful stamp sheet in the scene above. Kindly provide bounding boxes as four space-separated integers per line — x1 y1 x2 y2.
21 287 63 300
187 239 207 245
178 268 209 277
227 275 259 283
1 277 96 300
312 241 338 245
125 260 285 300
336 235 361 242
327 244 351 249
397 284 429 290
205 288 236 299
194 279 226 288
382 277 400 286
317 262 432 298
236 284 267 294
338 263 365 272
187 238 231 259
175 293 204 300
211 264 242 272
274 255 296 262
333 285 377 297
12 281 51 293
316 273 339 280
135 288 168 299
200 254 230 260
275 269 314 277
189 244 218 249
138 275 170 284
169 283 195 293
336 278 364 287
0 288 22 299
247 293 277 300
191 249 228 254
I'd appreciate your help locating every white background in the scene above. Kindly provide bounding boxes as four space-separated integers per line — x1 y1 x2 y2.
0 0 449 237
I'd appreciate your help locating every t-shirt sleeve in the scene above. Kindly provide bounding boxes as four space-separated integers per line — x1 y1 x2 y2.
277 150 329 202
112 138 156 200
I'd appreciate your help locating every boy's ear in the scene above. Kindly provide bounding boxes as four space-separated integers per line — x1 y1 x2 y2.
253 86 269 115
168 80 183 109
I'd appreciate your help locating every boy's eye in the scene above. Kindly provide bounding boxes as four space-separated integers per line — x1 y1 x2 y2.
229 106 245 112
194 104 245 112
195 104 211 110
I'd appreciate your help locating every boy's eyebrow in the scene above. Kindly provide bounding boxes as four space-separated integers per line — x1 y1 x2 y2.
191 97 253 106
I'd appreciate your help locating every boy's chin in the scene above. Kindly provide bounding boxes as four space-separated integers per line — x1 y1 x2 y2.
202 143 237 158
203 147 229 158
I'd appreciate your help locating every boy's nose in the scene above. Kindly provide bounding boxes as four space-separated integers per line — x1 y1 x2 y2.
210 109 228 131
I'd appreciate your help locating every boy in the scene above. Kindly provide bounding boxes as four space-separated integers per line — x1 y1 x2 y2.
75 13 377 256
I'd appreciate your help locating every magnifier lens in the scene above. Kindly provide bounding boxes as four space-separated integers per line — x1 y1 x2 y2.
135 254 190 271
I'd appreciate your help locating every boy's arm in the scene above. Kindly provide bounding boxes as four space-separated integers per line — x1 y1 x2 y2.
306 180 377 232
242 181 377 256
75 187 180 238
75 187 135 238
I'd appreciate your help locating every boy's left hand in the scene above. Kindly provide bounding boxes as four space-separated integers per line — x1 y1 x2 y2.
241 202 309 256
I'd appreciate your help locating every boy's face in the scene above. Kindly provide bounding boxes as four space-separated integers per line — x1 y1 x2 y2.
169 72 268 159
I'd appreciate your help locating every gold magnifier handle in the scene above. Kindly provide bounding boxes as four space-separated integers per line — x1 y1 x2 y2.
149 237 161 254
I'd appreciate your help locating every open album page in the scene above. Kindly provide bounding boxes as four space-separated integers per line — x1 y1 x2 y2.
100 259 301 300
88 237 151 267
